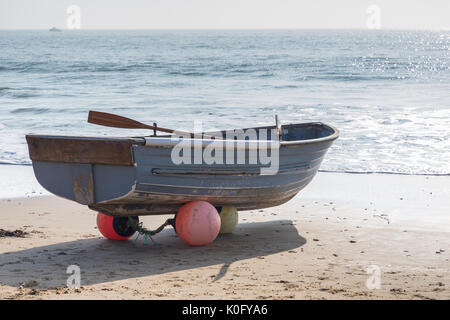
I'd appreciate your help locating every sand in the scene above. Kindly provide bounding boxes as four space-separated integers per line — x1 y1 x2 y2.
0 172 449 300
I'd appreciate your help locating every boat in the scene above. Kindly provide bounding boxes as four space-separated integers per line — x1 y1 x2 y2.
26 111 339 218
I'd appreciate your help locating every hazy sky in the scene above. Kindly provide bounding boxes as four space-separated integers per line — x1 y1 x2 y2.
0 0 449 30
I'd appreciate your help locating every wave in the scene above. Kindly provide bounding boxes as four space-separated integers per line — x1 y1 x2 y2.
0 86 41 98
318 169 450 177
9 92 39 98
168 71 207 76
1 61 163 74
4 63 446 84
10 107 50 114
0 160 447 177
0 161 32 166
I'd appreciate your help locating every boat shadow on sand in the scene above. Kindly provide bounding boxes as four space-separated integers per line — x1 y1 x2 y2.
0 220 306 290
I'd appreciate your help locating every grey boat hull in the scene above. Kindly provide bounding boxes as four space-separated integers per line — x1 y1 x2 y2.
28 122 338 216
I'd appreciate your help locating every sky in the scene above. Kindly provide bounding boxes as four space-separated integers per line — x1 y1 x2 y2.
0 0 449 30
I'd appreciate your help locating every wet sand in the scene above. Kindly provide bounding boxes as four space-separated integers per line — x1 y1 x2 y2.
0 172 449 299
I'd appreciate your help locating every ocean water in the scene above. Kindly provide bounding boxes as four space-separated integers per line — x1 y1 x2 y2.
0 30 449 175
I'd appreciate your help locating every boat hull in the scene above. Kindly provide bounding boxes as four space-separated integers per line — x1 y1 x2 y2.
28 123 338 216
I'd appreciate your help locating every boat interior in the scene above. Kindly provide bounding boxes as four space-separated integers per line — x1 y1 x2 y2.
26 122 338 166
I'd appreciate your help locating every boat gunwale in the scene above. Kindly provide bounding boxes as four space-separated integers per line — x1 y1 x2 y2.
25 122 339 149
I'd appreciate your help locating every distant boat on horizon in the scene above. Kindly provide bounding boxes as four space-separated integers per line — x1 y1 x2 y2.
49 27 62 32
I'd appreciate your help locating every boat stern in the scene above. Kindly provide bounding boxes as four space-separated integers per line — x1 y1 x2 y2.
26 135 140 205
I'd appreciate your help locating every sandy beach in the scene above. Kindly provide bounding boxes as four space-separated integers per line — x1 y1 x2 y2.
0 170 448 300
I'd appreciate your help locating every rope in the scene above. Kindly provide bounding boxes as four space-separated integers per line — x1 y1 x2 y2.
129 217 174 245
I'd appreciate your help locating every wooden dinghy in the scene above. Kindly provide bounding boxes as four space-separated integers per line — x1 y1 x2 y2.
26 112 338 216
25 111 338 242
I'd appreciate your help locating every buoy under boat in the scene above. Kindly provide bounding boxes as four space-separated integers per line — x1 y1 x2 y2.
175 201 221 246
97 212 138 240
217 206 238 234
95 202 241 245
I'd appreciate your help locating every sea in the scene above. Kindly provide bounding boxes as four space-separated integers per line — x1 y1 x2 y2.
1 30 449 175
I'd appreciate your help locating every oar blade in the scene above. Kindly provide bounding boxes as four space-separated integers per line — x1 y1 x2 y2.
88 111 149 129
88 110 209 139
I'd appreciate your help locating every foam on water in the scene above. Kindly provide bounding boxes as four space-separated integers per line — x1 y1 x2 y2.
0 30 449 175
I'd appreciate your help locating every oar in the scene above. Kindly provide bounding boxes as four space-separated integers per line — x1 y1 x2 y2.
88 110 214 139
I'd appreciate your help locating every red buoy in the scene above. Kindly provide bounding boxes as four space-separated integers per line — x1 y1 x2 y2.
96 212 138 241
175 201 221 246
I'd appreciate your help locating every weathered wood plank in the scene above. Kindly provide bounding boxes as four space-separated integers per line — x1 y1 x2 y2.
26 135 135 166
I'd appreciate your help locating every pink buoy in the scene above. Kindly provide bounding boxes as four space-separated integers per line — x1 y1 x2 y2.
175 201 221 246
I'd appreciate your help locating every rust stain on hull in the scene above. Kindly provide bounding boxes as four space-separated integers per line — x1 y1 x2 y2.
73 173 94 205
